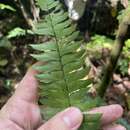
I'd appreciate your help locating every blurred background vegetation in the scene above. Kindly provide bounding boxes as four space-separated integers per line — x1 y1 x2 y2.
0 0 130 127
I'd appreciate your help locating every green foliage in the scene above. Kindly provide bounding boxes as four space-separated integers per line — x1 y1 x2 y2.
0 38 12 67
117 2 130 23
0 38 12 92
117 39 130 76
117 118 130 130
31 0 102 130
86 35 113 49
0 3 15 11
118 58 129 76
0 37 12 49
7 27 34 39
86 35 113 59
86 34 130 76
123 39 130 60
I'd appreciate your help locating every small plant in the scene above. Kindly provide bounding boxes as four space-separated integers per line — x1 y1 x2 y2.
123 39 130 60
31 0 102 130
0 3 15 11
7 27 33 39
116 39 130 76
86 35 113 58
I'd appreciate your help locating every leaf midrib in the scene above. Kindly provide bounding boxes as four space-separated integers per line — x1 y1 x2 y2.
47 3 71 107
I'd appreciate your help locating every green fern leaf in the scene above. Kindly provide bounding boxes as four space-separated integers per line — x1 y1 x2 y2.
32 0 102 130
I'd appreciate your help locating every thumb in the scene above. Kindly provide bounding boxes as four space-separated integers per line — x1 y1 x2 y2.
37 107 83 130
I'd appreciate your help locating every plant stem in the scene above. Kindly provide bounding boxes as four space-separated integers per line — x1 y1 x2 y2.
29 0 39 22
98 10 130 97
17 0 34 28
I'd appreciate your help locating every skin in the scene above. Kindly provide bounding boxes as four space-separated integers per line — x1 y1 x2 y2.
0 65 126 130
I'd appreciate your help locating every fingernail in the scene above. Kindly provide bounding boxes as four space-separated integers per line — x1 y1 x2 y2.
62 107 83 129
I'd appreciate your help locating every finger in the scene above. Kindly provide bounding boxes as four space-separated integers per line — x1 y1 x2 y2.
37 107 83 130
0 119 23 130
13 63 41 103
88 105 123 125
103 124 126 130
0 65 39 118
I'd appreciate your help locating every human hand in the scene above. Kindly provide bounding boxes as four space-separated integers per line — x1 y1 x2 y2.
0 66 126 130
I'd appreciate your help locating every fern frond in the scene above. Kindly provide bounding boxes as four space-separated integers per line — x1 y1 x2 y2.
31 0 102 130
